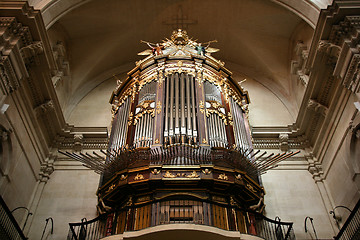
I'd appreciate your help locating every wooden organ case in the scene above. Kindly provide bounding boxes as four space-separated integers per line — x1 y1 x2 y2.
97 30 267 234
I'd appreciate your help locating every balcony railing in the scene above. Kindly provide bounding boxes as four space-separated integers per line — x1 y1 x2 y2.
0 196 27 240
67 198 295 240
335 199 360 240
100 145 260 185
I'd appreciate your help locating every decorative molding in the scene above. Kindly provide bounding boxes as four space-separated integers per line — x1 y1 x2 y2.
279 133 289 151
51 41 70 87
39 154 56 182
307 99 328 117
20 41 44 65
33 100 54 117
306 154 324 182
343 54 360 94
291 42 309 86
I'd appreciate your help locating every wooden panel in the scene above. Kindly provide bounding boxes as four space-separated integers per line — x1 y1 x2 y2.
212 204 228 230
116 211 127 234
134 205 151 230
236 210 247 233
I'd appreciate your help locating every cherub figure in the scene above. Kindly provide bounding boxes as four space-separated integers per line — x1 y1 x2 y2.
140 40 164 56
194 40 218 56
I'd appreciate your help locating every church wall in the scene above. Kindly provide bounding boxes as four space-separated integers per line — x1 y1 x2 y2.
323 95 360 224
0 95 43 226
27 168 99 239
262 169 335 239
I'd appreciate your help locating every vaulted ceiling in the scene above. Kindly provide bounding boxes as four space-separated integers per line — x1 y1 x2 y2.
35 0 327 124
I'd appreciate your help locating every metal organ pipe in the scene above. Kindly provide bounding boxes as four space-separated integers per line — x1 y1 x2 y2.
207 114 213 147
175 73 180 136
220 116 227 147
169 74 174 140
186 75 192 141
164 76 170 140
190 76 197 142
180 73 186 140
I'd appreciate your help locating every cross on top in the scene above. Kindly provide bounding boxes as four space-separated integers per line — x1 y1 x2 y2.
163 5 197 30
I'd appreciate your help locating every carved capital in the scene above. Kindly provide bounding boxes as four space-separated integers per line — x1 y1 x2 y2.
306 154 324 182
73 134 84 151
20 41 43 65
307 99 328 117
34 100 54 117
39 154 56 182
279 133 289 151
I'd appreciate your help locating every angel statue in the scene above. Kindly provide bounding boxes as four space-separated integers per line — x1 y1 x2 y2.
139 40 165 56
194 40 218 56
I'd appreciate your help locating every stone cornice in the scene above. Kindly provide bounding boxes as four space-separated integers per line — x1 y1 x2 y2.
55 125 109 151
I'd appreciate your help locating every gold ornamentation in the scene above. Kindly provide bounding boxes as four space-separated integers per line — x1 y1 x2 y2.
134 173 144 181
151 169 161 175
218 173 228 181
120 175 128 181
106 183 116 193
163 171 176 178
202 169 211 175
155 139 160 144
202 138 208 144
133 100 156 125
246 184 257 193
235 174 242 180
126 196 133 206
186 171 199 178
199 101 205 114
128 112 133 126
230 196 236 206
157 63 165 88
205 100 229 125
156 101 162 114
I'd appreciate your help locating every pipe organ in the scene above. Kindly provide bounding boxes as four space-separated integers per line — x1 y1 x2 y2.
63 30 298 237
109 31 251 152
163 73 198 146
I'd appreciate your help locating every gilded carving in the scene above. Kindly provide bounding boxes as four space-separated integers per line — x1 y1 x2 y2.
202 169 211 175
218 173 228 180
128 112 133 126
120 175 127 181
163 171 176 178
156 101 162 114
106 183 116 193
199 101 205 114
186 171 199 178
246 183 257 193
151 169 161 175
133 100 156 125
205 100 228 125
134 173 144 181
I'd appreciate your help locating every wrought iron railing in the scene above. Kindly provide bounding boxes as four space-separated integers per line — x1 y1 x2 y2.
335 199 360 240
67 198 295 240
0 196 27 240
